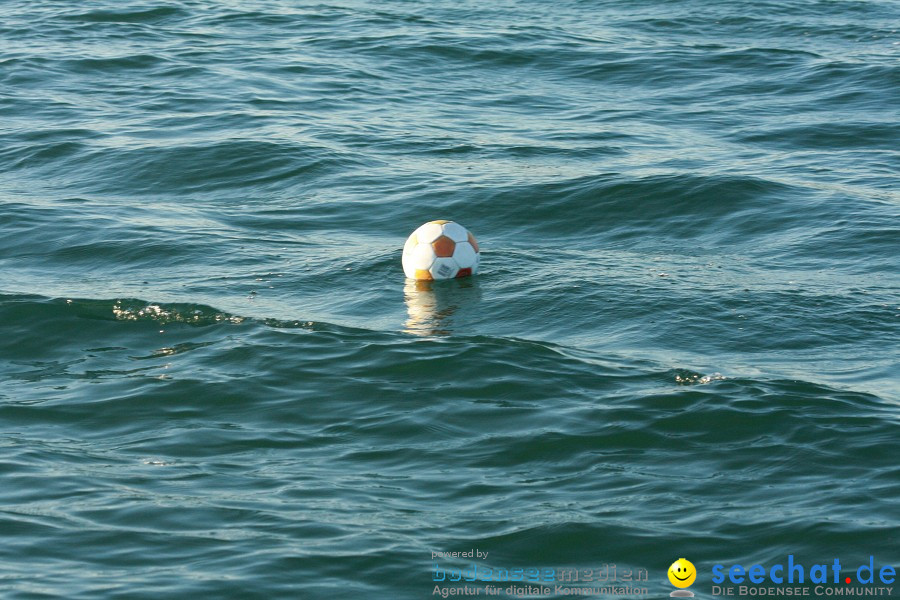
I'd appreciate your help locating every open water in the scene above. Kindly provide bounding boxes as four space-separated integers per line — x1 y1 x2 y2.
1 0 898 598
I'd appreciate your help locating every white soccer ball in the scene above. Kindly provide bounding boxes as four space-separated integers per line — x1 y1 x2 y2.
402 220 480 280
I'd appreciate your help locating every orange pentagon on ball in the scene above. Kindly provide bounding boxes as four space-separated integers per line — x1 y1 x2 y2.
467 232 479 253
431 235 456 257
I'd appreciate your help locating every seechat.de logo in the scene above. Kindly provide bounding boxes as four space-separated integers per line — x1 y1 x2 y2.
711 555 896 586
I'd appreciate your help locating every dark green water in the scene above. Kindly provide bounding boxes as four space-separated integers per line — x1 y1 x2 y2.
1 1 898 598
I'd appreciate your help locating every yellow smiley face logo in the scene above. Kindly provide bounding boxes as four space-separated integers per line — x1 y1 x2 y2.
668 558 696 588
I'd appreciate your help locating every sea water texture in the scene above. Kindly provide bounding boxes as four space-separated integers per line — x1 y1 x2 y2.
1 0 898 598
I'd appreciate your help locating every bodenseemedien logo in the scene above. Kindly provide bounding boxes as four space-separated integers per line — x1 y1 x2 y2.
669 558 696 597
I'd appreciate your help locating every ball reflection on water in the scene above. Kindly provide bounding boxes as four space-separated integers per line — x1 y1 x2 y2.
403 278 481 336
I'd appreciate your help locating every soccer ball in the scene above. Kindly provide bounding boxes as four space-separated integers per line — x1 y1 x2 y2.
402 220 480 280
